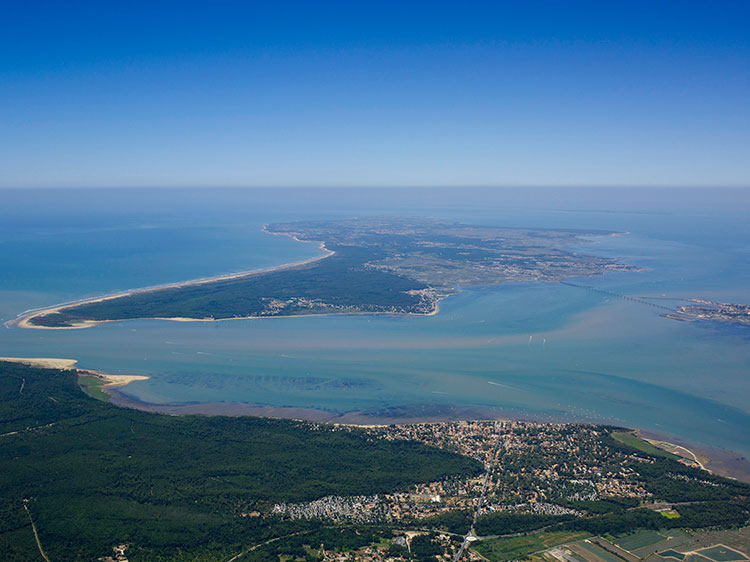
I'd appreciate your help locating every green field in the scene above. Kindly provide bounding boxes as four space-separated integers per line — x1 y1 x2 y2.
661 510 681 519
472 531 591 561
76 373 111 401
612 432 679 460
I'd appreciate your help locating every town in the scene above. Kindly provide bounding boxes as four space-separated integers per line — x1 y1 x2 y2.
268 420 736 561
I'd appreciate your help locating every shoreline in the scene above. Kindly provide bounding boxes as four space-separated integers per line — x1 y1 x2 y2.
12 297 442 331
8 244 445 330
2 356 748 482
9 237 335 330
636 427 750 483
102 381 750 483
0 357 150 388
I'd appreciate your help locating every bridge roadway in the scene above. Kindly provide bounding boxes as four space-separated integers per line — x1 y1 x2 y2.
559 281 675 312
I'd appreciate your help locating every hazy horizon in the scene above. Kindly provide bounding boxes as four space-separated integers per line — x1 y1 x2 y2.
2 2 749 188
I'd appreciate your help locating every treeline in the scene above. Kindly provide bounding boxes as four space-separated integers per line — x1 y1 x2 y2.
420 510 575 538
474 513 575 537
564 497 640 514
421 509 473 535
563 500 750 536
0 362 481 561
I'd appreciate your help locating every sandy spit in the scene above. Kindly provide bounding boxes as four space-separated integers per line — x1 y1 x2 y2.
9 241 334 330
0 357 149 388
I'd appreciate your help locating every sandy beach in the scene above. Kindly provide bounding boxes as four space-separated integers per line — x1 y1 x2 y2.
0 357 149 388
0 357 80 370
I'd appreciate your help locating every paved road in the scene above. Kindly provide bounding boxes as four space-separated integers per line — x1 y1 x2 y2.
453 423 504 561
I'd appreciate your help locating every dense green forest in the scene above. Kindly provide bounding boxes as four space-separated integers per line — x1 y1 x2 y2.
0 361 481 561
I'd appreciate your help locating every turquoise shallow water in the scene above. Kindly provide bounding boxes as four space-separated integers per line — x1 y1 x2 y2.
1 188 748 456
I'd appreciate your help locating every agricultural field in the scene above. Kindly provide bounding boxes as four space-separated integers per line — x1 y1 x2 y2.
615 531 673 552
698 545 748 562
533 528 750 562
569 539 629 562
473 531 591 561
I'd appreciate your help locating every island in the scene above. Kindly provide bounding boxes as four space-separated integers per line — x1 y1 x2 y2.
13 217 639 329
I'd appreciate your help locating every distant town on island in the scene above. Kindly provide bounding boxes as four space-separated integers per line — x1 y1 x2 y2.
663 300 750 326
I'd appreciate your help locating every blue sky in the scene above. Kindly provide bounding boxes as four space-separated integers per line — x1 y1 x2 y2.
1 1 749 188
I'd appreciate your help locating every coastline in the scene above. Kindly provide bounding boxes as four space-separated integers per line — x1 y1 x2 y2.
637 427 750 483
0 357 149 389
8 239 445 329
9 238 335 330
101 380 750 483
3 355 747 482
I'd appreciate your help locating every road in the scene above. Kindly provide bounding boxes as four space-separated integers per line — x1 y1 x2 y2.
23 501 51 562
225 530 312 562
453 423 504 562
0 422 57 438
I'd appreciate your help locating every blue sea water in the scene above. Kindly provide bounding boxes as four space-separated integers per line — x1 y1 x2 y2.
1 187 748 457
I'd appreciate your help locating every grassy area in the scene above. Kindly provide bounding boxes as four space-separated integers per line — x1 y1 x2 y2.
612 432 679 460
472 530 591 561
661 510 681 519
76 374 111 401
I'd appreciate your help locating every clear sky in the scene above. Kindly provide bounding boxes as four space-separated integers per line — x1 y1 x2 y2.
1 1 749 188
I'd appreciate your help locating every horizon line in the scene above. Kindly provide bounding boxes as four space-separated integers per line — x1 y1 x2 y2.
2 184 750 190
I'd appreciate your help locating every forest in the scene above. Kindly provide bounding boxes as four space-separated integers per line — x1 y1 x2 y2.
0 361 480 561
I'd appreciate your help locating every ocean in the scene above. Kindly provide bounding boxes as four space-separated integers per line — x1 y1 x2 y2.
1 187 748 459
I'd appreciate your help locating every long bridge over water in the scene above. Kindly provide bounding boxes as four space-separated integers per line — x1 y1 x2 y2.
559 281 676 313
